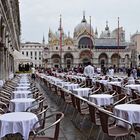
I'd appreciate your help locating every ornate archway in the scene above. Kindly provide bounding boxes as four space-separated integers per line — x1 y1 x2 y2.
79 50 93 66
78 37 93 49
51 54 61 68
111 53 120 68
64 53 73 69
98 53 108 67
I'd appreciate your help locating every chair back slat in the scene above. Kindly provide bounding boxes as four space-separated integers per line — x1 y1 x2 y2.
98 109 109 134
88 103 97 124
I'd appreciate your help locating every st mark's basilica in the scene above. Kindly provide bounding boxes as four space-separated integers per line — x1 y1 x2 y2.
43 14 131 70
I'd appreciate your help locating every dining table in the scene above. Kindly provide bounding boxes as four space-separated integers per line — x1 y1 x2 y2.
114 104 140 127
89 94 113 106
9 98 35 112
0 112 39 140
15 86 30 91
17 83 30 86
12 90 32 99
63 83 79 91
125 84 140 95
73 87 91 97
107 81 122 90
56 81 71 87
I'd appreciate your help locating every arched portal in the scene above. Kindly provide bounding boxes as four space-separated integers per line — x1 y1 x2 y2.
79 50 93 66
111 53 120 68
82 58 90 66
98 53 108 68
51 54 61 68
64 53 73 69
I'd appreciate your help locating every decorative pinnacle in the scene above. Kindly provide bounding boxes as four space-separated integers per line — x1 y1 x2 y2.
81 10 87 23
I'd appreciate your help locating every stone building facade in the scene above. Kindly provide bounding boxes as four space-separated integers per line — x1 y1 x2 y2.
130 32 140 67
43 15 131 70
0 0 20 86
20 41 45 68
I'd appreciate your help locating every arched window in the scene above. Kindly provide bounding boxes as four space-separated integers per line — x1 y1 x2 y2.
78 37 93 49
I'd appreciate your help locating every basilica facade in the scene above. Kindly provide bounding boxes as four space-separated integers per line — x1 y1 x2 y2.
44 15 131 69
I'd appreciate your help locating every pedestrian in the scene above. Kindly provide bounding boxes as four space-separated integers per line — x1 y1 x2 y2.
132 67 137 79
108 66 114 76
84 61 94 87
127 67 132 77
31 67 36 80
137 67 140 77
102 66 107 75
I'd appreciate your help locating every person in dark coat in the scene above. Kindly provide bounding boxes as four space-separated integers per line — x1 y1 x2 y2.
127 67 132 77
137 67 140 77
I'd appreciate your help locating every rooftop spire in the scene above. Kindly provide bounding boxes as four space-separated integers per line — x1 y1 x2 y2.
42 34 45 44
58 14 62 31
81 11 87 23
95 27 98 35
105 20 109 30
68 31 70 38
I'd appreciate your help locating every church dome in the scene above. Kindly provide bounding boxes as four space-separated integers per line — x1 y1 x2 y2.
74 14 94 38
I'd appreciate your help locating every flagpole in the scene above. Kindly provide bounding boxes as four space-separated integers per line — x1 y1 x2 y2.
59 14 62 68
89 16 92 60
117 17 120 71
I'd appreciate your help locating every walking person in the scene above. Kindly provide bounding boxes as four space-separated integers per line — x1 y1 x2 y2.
31 66 36 80
132 67 137 79
84 61 94 87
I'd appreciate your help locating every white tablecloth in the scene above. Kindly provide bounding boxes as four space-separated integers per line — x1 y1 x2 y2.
64 83 79 91
56 81 71 87
114 104 140 127
0 112 38 140
107 81 122 89
9 98 35 112
12 90 32 99
125 84 140 95
73 88 91 97
15 86 30 91
46 76 63 85
19 77 29 82
89 94 113 106
98 80 108 86
17 83 30 86
19 79 29 83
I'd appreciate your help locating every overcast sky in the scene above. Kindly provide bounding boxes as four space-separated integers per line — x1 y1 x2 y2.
19 0 140 43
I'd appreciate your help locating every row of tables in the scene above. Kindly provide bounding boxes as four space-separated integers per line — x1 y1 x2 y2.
42 74 115 106
0 74 39 140
39 72 140 132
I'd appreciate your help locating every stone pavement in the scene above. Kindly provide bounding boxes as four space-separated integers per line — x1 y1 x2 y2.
37 80 87 140
36 76 140 140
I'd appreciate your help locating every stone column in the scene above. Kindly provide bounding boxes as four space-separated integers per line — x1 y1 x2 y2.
4 47 8 80
7 51 10 78
9 54 14 78
12 55 15 74
0 43 5 86
9 54 12 75
108 58 112 66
